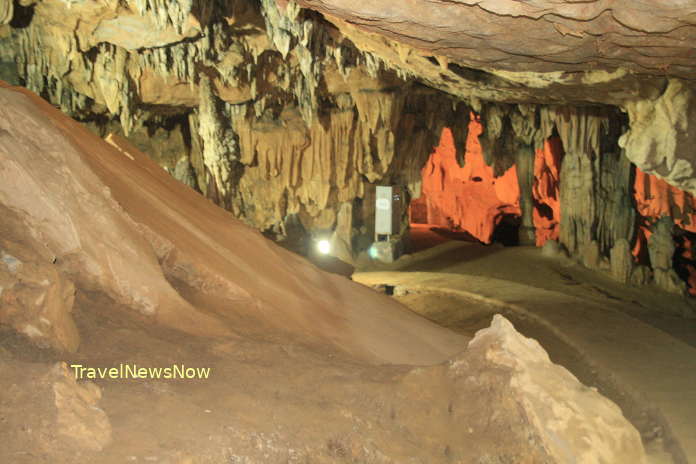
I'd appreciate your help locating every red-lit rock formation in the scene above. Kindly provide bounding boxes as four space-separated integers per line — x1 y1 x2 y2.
532 137 563 246
634 168 696 234
417 120 520 244
633 167 696 294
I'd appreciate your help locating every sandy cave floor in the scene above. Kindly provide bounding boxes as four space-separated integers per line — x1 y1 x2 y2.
354 225 696 464
1 225 695 463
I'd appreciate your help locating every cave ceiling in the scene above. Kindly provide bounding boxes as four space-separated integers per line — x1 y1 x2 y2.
295 0 696 105
0 0 695 219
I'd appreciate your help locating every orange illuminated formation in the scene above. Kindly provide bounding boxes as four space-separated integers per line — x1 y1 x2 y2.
414 118 520 243
532 137 563 246
633 167 696 294
412 120 564 246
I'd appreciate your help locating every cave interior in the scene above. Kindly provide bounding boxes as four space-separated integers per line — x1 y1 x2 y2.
1 0 696 463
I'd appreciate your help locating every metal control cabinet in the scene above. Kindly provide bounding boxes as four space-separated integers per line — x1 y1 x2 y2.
374 185 402 238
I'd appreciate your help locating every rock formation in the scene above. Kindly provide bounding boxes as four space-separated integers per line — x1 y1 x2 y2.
0 1 695 291
417 122 520 244
0 82 649 462
533 137 563 246
0 2 694 461
0 82 469 364
0 204 79 352
0 359 111 460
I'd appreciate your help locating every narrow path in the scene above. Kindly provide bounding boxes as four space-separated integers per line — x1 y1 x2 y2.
353 269 696 464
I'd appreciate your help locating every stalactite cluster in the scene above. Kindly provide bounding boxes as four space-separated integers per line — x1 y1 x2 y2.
0 0 453 246
0 0 694 294
0 0 12 26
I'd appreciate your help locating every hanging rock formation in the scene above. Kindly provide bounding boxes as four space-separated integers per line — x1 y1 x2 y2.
620 80 696 194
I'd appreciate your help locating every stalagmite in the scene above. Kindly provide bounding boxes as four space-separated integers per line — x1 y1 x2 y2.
0 0 693 294
611 238 634 284
514 142 536 245
649 217 687 295
2 0 695 461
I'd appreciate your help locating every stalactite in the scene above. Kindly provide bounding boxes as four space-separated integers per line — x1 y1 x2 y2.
478 104 517 176
195 76 240 205
92 43 136 134
620 79 696 194
420 124 520 244
134 0 194 34
0 0 12 25
10 0 692 289
515 142 536 245
510 104 542 246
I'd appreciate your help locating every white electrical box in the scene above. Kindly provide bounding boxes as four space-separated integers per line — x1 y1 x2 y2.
375 185 402 237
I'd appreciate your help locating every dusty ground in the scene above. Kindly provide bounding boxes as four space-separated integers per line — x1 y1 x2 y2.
1 285 639 464
355 225 696 464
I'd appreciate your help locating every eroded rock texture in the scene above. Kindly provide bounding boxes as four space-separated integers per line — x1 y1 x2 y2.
0 0 480 249
399 315 646 464
0 205 79 352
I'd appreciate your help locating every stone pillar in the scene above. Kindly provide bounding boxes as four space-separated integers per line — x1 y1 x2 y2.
559 150 596 258
649 217 687 295
515 142 536 245
330 202 355 264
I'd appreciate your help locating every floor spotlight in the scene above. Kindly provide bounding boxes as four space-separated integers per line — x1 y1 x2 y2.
317 239 331 255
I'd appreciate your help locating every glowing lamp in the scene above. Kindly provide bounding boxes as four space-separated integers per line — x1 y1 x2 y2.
317 239 331 255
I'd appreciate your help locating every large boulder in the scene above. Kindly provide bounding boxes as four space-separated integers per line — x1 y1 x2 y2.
396 315 647 463
0 205 79 352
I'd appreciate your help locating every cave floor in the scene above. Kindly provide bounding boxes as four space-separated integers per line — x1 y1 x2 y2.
354 232 696 464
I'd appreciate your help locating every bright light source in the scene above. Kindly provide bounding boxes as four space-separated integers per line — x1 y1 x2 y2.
317 239 331 255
